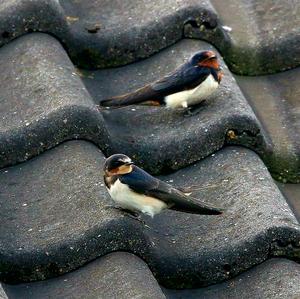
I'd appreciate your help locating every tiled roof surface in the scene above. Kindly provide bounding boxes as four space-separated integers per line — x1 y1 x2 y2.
1 0 299 73
0 0 299 298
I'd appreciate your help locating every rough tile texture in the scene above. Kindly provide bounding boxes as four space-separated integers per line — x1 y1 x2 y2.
0 33 109 169
188 0 300 74
1 35 273 177
0 0 218 69
0 286 7 299
163 259 300 299
0 0 298 73
145 147 300 288
3 252 166 299
277 183 300 222
1 141 299 287
0 141 147 283
84 39 269 174
0 1 300 297
1 32 297 183
235 68 300 183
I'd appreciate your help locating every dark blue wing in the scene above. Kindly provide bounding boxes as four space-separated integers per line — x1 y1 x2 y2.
101 63 211 107
119 166 223 215
151 64 211 94
119 165 159 193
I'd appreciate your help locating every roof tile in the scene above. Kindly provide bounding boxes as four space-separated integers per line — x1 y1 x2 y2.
3 252 166 299
0 33 109 168
1 142 299 287
0 0 299 297
0 0 298 73
236 68 300 182
164 259 300 299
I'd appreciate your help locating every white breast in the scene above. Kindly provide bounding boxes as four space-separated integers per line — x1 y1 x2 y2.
164 74 219 108
108 179 168 218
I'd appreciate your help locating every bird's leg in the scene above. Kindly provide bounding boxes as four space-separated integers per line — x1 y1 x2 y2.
104 205 136 215
112 207 148 225
184 107 193 116
126 213 148 226
184 100 207 116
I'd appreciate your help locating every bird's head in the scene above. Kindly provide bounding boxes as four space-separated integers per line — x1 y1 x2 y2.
104 154 134 176
190 50 222 73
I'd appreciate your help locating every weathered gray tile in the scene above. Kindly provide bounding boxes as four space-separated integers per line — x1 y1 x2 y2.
235 67 300 183
0 285 7 299
185 0 300 74
277 183 300 221
164 259 300 299
1 141 299 287
1 35 270 176
0 141 147 283
3 252 166 299
146 147 300 288
0 0 298 73
83 39 268 175
0 1 298 298
0 0 218 69
3 33 298 184
0 33 108 169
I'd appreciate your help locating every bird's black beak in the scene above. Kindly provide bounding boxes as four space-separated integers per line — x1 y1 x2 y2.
125 161 133 166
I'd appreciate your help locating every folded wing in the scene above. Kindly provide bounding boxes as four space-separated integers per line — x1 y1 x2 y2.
100 64 210 107
120 166 223 215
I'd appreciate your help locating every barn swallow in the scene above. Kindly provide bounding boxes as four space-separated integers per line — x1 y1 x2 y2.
100 50 223 109
103 154 223 219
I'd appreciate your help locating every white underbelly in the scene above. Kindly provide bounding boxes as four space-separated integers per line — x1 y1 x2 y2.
164 74 219 108
108 179 168 218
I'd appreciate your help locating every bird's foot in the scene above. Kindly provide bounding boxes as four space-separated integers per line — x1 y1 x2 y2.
125 211 143 222
104 205 150 228
104 205 135 215
107 206 149 226
184 100 207 116
126 212 151 228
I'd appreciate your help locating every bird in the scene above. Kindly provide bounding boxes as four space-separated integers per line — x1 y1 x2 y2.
103 154 223 220
100 50 223 109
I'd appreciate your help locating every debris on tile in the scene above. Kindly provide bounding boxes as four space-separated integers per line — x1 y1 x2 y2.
222 25 232 32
